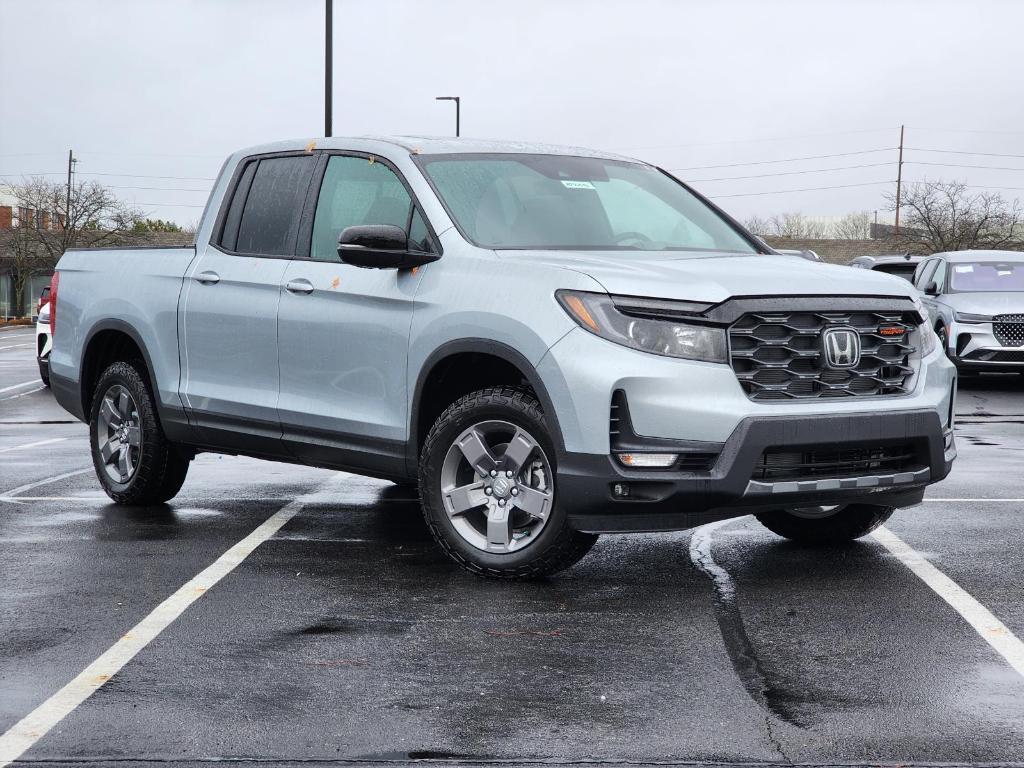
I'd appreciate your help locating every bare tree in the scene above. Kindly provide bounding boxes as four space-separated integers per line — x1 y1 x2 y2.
830 211 871 239
742 215 771 235
885 179 1023 252
2 177 142 315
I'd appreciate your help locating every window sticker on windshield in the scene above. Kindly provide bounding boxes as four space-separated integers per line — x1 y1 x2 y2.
561 180 595 190
954 265 974 273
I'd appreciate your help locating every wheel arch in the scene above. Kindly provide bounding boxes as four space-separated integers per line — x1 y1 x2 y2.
408 339 565 476
80 319 159 421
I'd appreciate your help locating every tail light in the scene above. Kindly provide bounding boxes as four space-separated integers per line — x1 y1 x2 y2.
49 272 59 335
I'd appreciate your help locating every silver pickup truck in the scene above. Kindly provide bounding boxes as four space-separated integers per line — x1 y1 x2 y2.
48 136 957 578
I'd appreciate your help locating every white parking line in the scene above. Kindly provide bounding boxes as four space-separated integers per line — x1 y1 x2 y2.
2 468 93 498
0 437 67 455
0 380 39 393
0 386 46 402
871 525 1024 678
0 473 345 766
0 344 33 351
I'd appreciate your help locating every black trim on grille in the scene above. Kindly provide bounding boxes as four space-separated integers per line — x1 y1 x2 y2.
993 314 1024 347
752 442 924 482
729 309 919 401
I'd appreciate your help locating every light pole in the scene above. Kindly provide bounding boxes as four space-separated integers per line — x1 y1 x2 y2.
435 96 460 137
325 0 333 137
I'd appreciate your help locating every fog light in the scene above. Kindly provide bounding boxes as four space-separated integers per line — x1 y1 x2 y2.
612 483 630 498
616 453 678 468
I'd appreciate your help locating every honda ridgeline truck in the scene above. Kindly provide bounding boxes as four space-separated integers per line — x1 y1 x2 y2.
47 137 957 578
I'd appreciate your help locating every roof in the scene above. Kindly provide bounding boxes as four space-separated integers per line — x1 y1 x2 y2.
934 249 1024 262
231 135 643 164
852 253 924 265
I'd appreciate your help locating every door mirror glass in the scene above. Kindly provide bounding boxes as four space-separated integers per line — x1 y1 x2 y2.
337 225 436 269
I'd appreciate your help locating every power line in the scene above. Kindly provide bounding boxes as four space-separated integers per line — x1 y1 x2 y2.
707 180 894 199
0 171 216 181
909 147 1024 160
106 185 210 193
131 202 206 208
612 127 895 152
668 147 894 172
688 161 895 183
906 160 1024 173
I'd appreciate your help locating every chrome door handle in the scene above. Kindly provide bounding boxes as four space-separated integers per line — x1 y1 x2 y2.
285 278 314 295
194 270 220 285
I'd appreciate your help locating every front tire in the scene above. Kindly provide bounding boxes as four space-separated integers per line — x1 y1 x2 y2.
755 503 894 544
89 360 190 505
418 386 597 579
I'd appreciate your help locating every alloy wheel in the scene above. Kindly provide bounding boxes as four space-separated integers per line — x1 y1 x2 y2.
439 420 554 553
96 384 142 484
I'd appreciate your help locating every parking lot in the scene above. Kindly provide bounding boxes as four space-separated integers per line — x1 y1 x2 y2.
2 323 1024 765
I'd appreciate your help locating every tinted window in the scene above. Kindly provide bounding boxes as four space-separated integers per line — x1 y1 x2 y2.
873 263 917 281
219 160 257 252
310 155 415 262
420 153 756 253
235 155 316 256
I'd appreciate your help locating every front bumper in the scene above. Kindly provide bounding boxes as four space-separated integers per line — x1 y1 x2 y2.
559 408 955 533
949 320 1024 369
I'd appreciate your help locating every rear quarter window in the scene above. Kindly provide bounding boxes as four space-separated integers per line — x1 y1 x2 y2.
228 155 317 256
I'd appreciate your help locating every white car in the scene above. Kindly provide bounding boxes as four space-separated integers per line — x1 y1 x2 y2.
36 291 52 387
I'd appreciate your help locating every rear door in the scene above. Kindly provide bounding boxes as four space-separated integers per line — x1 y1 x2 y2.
276 152 437 475
180 152 317 454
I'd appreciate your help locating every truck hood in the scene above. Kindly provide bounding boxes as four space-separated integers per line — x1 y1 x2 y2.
495 250 915 304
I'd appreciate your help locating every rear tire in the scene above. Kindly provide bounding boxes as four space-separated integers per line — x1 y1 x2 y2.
89 360 190 505
755 503 894 544
418 385 597 579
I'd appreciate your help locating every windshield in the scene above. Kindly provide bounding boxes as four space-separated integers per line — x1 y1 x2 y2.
418 153 757 253
949 261 1024 292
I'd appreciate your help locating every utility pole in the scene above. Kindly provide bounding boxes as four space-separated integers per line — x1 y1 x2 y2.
435 96 461 137
65 149 76 230
325 0 333 137
894 124 904 235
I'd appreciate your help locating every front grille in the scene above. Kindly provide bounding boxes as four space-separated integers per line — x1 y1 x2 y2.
729 310 917 401
993 314 1024 347
752 443 921 482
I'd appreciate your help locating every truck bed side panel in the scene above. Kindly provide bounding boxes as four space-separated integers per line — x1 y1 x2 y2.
50 246 197 422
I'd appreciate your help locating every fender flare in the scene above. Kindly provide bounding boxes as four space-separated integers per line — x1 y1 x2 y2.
407 339 565 475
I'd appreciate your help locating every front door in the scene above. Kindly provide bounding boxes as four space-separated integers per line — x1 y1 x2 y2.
277 153 436 475
179 153 317 454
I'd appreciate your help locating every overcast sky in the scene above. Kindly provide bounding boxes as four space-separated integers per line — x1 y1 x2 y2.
2 0 1023 227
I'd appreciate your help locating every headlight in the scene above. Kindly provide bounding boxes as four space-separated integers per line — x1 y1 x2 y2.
954 311 991 323
556 290 727 363
919 322 937 357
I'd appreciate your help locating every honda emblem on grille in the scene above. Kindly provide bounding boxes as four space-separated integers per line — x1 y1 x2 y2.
822 327 861 369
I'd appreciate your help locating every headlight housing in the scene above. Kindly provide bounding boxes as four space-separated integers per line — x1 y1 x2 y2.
911 296 937 357
556 290 727 363
954 311 992 323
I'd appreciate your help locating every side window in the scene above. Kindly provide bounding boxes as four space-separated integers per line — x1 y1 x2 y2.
310 155 415 262
234 155 317 256
218 160 257 252
408 208 436 254
914 259 937 289
932 260 948 292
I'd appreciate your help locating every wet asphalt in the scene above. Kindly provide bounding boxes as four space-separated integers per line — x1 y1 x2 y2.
2 323 1024 767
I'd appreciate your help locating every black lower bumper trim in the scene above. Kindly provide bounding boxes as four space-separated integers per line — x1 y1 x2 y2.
558 408 952 533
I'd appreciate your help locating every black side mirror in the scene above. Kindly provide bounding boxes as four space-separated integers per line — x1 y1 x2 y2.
337 224 439 269
924 281 940 296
